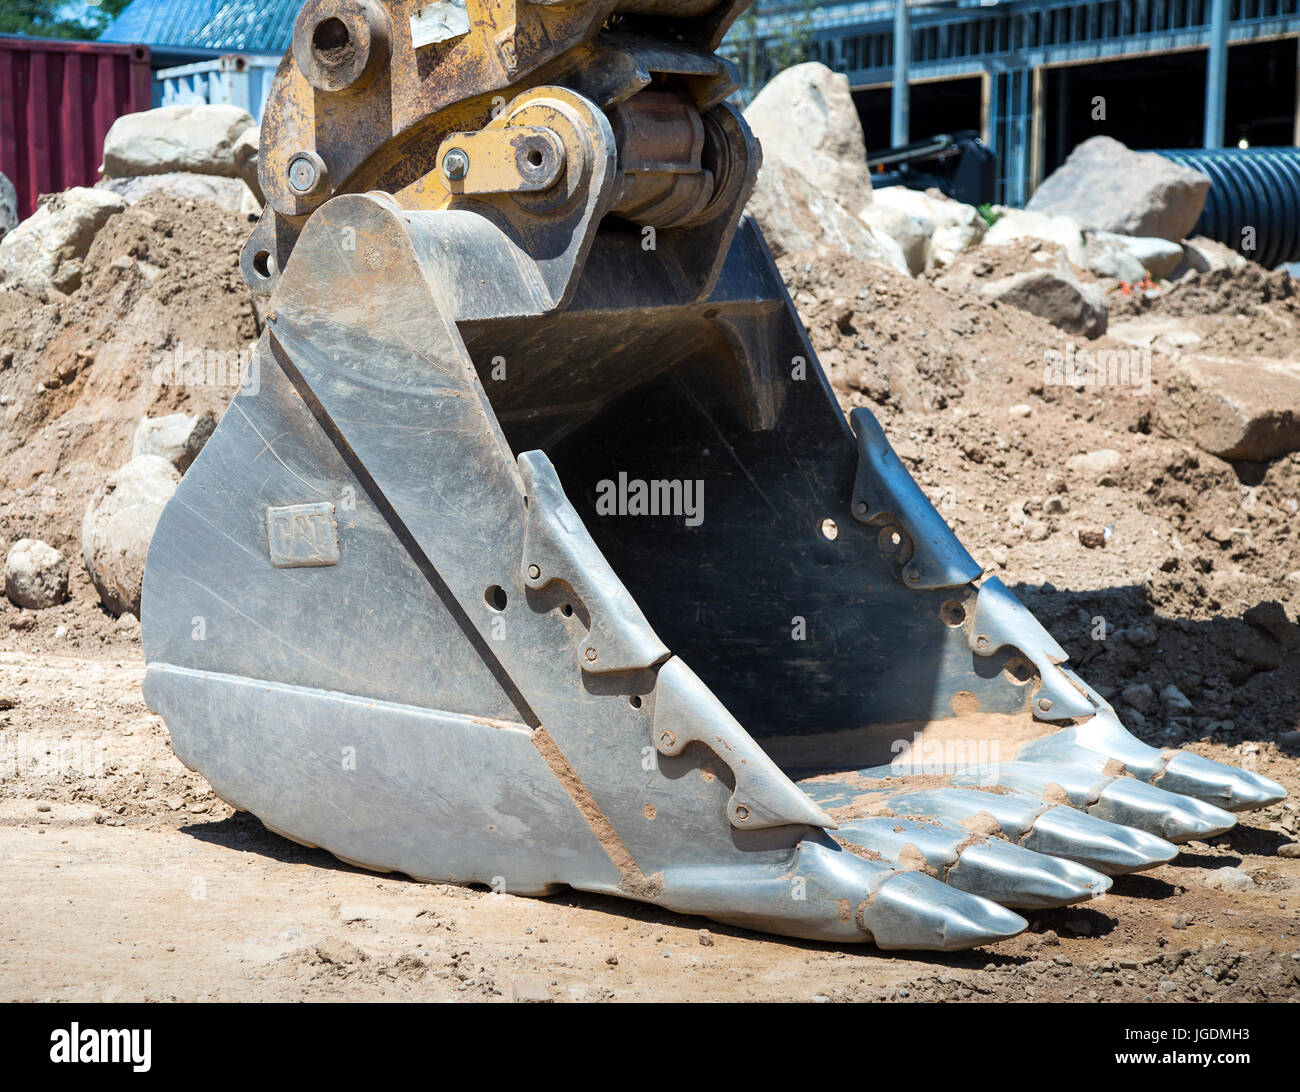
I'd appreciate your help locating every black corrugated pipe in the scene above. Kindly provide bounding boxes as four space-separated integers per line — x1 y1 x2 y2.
1149 148 1300 269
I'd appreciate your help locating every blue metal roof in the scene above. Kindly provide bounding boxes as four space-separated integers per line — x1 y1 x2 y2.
101 0 297 54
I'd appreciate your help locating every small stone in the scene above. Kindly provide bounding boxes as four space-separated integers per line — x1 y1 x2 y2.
1276 843 1300 859
698 929 714 947
1078 528 1107 549
1044 496 1068 514
811 993 831 1003
1066 449 1123 477
605 954 619 966
1203 866 1255 892
1172 913 1192 929
314 936 368 966
1160 684 1194 713
3 539 69 610
1121 682 1156 714
1025 520 1050 542
1009 404 1032 418
165 794 184 811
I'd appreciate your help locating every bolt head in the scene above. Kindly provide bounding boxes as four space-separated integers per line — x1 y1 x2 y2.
658 730 676 750
443 148 469 181
527 564 540 580
584 646 597 662
287 154 318 195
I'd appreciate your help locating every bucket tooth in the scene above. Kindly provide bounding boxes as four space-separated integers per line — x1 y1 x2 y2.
833 815 1110 909
949 760 1236 843
1155 751 1286 812
657 837 1025 950
1022 804 1178 875
947 839 1111 910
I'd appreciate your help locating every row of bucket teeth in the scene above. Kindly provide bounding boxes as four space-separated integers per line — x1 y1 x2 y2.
792 738 1285 949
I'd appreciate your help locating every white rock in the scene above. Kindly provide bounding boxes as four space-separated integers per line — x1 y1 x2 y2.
1066 449 1124 476
1174 236 1248 278
746 162 908 274
860 201 929 275
984 207 1087 266
1202 867 1255 893
101 104 256 179
232 126 263 204
0 187 126 294
3 539 69 609
868 187 986 271
1090 231 1184 279
97 173 259 215
133 412 217 473
0 171 17 239
81 455 180 618
744 63 872 216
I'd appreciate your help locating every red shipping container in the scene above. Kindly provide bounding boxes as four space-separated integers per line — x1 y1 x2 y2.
0 36 152 222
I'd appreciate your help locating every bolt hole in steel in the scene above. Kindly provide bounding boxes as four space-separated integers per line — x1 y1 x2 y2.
1004 655 1034 685
940 599 966 627
878 525 904 554
629 695 642 709
311 16 352 65
252 250 273 278
818 518 838 541
561 602 573 617
527 148 543 167
484 584 508 611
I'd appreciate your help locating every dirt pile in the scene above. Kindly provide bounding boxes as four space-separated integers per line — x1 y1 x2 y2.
0 194 259 594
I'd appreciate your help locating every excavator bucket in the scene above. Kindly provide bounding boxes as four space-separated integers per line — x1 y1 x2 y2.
140 0 1285 951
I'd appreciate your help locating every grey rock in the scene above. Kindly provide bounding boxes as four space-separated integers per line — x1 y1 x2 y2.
744 62 872 215
1161 354 1300 462
132 412 217 473
1027 136 1211 242
1121 682 1156 714
0 187 127 294
81 455 180 617
0 171 16 239
101 104 256 179
3 538 69 609
97 172 258 215
982 266 1107 337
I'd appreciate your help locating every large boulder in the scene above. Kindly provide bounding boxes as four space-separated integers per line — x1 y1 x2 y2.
982 266 1108 338
133 411 217 473
97 172 260 216
1027 136 1210 242
983 207 1087 266
864 187 985 273
744 62 872 216
4 539 69 610
82 455 180 617
0 187 127 294
746 162 908 273
0 171 17 239
1161 355 1300 462
101 104 256 179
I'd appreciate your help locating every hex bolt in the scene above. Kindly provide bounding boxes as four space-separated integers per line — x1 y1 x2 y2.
907 566 921 582
443 148 470 181
1037 697 1054 713
855 501 869 515
584 646 598 662
734 804 750 821
658 730 676 750
976 634 990 649
527 564 541 580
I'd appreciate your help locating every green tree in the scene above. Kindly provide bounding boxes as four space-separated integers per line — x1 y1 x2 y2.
0 0 133 41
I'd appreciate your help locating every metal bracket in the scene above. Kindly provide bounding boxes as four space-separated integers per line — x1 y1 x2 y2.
437 126 566 195
969 577 1097 721
651 657 834 831
518 450 669 674
849 408 981 590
